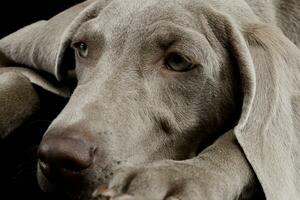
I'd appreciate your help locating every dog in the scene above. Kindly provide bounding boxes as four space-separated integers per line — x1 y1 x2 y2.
0 0 300 199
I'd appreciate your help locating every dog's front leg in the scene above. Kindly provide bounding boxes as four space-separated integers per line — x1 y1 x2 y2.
0 71 39 138
93 131 262 200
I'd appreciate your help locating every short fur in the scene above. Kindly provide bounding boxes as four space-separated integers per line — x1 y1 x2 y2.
0 0 299 199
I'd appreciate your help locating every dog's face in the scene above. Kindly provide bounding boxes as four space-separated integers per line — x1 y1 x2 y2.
37 0 240 198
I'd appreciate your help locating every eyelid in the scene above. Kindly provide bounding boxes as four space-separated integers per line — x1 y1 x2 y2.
72 28 88 47
71 40 86 49
164 52 198 72
71 31 90 48
166 48 197 65
72 41 88 58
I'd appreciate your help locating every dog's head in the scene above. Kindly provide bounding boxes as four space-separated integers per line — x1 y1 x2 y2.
1 0 298 199
35 0 245 197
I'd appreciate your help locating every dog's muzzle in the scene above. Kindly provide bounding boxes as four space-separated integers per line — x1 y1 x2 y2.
37 136 97 183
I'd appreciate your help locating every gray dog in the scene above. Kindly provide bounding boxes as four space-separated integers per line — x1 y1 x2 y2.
0 0 300 199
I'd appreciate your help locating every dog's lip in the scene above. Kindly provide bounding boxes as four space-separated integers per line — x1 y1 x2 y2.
38 160 53 180
38 160 85 183
38 160 90 198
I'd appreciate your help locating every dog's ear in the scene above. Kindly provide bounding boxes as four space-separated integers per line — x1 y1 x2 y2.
206 10 300 199
237 25 300 199
0 0 107 96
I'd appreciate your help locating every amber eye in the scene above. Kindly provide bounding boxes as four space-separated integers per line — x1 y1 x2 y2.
165 52 196 72
73 42 88 58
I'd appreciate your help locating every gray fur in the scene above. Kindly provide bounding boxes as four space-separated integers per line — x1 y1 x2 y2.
0 0 300 199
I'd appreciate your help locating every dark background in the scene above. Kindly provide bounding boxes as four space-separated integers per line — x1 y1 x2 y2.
0 1 82 199
0 0 84 38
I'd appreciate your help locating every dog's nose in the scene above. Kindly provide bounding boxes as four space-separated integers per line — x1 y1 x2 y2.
37 137 97 181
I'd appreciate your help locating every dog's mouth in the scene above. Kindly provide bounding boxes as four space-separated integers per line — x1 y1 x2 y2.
37 160 101 200
38 160 87 183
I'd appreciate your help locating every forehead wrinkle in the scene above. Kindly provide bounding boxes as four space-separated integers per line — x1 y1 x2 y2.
120 3 199 50
132 1 196 30
91 0 153 51
95 0 198 36
94 0 151 29
80 0 217 67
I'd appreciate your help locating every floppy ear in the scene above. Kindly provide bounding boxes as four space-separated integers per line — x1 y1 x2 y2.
207 10 300 199
0 0 106 96
0 0 111 137
237 26 300 199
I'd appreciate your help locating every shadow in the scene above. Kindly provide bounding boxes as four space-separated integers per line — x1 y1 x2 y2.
0 87 69 200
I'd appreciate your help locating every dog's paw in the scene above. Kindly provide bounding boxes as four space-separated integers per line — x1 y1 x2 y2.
93 160 227 200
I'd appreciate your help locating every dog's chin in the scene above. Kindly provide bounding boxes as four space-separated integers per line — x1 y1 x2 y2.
37 164 96 200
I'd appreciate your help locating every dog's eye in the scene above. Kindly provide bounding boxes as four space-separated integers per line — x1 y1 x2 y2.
73 42 88 58
165 52 195 72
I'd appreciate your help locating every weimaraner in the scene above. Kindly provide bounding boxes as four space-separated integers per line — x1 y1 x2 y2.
0 0 300 199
